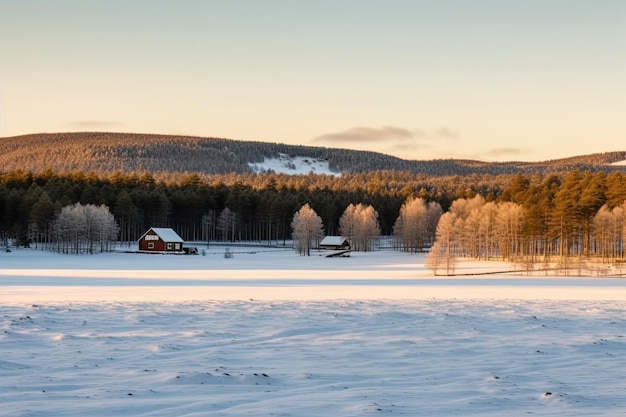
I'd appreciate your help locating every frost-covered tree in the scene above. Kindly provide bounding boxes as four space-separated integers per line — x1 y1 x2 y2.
393 197 442 253
592 201 626 263
51 203 119 254
494 201 524 260
429 195 526 265
473 201 498 259
291 203 324 256
427 212 458 275
447 195 486 258
339 203 381 252
217 207 236 242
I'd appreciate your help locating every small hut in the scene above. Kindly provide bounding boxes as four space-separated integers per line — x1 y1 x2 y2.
319 236 351 251
138 227 184 253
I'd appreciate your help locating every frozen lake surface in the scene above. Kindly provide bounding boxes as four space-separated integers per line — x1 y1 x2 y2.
2 248 626 416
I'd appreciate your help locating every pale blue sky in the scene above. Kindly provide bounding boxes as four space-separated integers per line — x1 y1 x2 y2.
1 1 624 161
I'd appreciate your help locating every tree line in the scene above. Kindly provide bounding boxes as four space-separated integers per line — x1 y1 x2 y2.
428 171 626 274
3 169 626 268
0 169 464 246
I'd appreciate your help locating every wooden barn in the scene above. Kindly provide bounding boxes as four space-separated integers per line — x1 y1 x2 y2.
138 227 184 253
319 236 351 250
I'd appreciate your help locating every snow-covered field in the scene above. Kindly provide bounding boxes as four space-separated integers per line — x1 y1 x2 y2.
2 247 626 416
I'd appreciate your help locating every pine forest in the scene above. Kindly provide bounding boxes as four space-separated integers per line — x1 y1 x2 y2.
1 166 626 273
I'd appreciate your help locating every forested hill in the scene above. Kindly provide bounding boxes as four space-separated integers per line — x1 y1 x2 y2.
2 132 626 176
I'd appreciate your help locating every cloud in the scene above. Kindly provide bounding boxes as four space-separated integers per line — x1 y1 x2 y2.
313 126 414 144
67 120 124 130
313 126 458 145
311 125 459 159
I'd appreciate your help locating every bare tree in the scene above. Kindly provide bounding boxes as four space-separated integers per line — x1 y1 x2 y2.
393 197 442 253
428 212 458 275
475 201 498 259
51 203 119 254
494 201 524 261
217 207 236 242
592 202 626 264
431 196 525 264
291 203 324 256
425 201 444 247
426 241 445 275
339 203 381 252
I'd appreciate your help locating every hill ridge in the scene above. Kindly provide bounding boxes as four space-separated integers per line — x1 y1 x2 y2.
1 132 625 176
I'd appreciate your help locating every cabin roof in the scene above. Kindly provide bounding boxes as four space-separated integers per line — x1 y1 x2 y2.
320 236 349 246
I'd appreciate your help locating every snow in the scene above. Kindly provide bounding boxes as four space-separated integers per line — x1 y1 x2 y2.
2 247 626 416
248 153 339 175
319 236 349 246
140 228 184 243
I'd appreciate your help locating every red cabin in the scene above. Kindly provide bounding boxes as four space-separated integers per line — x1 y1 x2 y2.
138 227 184 253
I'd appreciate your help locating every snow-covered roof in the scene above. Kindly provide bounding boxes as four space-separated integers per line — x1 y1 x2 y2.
320 236 349 246
141 227 184 243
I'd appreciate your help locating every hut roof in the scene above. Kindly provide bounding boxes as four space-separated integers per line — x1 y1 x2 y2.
320 236 349 246
139 227 184 243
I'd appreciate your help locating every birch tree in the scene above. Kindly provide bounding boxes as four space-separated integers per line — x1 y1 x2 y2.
430 197 524 265
393 197 442 253
51 203 119 254
217 207 236 242
427 212 457 275
592 202 626 263
339 203 381 252
448 195 485 258
494 201 524 260
291 203 324 256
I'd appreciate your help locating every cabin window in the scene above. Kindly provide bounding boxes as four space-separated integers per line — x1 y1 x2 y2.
148 242 154 249
175 243 180 250
166 242 173 250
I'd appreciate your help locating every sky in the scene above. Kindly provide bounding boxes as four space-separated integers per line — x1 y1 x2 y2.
1 1 625 162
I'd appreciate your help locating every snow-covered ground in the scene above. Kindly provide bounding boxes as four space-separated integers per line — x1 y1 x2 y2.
248 153 339 175
2 247 626 416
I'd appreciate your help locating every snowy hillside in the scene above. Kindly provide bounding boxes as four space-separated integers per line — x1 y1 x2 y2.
248 153 340 175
